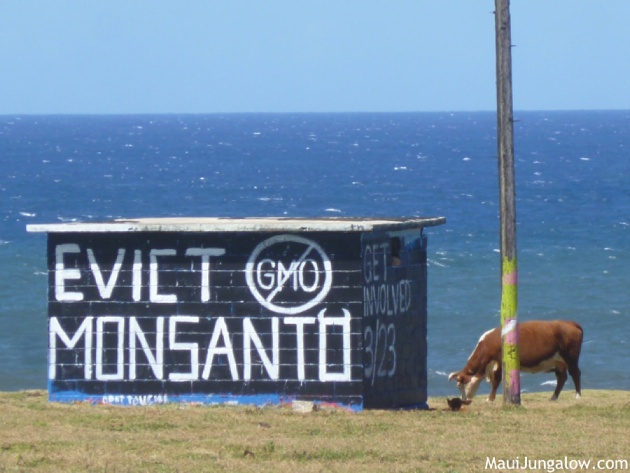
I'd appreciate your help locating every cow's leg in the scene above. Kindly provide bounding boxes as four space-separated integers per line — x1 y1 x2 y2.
567 362 582 399
551 366 568 401
487 366 502 401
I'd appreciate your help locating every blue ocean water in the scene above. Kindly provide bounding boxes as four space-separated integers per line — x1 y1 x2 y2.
1 111 628 398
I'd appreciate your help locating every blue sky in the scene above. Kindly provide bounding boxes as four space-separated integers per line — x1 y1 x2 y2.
1 1 629 114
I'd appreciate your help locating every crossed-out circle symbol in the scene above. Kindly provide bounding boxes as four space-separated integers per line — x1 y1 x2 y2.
245 235 333 314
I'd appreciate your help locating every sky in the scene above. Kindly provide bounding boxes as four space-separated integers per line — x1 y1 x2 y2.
1 1 629 114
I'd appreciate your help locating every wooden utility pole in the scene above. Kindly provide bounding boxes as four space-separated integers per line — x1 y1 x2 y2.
495 0 521 405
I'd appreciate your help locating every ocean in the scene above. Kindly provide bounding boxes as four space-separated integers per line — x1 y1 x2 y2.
1 111 628 399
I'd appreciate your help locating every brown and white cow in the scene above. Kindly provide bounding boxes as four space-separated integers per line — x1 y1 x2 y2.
448 320 583 402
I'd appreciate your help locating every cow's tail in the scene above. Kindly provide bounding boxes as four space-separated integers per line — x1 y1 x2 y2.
561 320 583 336
567 321 584 359
571 321 584 339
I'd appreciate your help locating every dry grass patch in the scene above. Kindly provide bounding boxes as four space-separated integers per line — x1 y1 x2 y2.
0 389 628 472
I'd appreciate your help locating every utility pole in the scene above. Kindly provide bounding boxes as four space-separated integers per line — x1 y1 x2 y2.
495 0 521 405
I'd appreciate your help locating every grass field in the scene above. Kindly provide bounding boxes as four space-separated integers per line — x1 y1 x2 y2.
1 390 628 472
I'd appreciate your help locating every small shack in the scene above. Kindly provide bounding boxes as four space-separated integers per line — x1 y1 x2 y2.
27 217 445 410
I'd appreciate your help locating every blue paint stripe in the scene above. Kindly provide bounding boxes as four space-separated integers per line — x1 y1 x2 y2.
47 390 364 411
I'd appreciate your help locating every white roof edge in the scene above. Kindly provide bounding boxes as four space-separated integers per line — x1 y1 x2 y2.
26 217 446 233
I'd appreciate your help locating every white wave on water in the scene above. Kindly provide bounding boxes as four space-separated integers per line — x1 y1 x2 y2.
428 258 448 268
257 197 283 202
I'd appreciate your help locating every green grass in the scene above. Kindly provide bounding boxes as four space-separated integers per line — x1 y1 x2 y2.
0 389 628 472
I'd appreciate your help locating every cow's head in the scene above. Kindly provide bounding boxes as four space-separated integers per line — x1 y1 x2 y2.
448 370 483 401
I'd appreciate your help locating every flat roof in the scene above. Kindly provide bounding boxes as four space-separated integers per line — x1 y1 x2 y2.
27 216 446 233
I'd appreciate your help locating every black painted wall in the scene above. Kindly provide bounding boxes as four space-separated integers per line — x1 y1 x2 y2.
46 228 428 409
361 231 428 408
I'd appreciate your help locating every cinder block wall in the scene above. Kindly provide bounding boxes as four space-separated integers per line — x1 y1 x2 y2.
45 224 429 410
